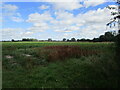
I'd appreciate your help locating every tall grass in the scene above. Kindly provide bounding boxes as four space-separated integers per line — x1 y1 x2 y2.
39 45 99 62
2 42 119 88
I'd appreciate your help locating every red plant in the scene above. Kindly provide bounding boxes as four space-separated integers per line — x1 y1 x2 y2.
38 45 99 62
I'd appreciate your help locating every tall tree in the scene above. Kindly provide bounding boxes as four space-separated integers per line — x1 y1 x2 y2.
104 32 115 41
71 38 76 42
63 38 66 42
48 38 52 41
11 39 15 42
107 0 120 63
99 35 105 42
107 0 120 28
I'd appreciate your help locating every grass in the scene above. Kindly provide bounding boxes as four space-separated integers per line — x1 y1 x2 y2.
2 41 120 88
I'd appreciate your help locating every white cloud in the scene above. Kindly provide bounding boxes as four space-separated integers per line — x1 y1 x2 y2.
73 8 112 38
39 5 49 9
27 12 53 23
27 25 49 32
51 1 83 10
24 31 34 35
78 8 111 25
54 7 112 38
2 4 18 17
55 11 74 20
2 28 23 40
27 11 53 32
2 7 113 40
2 4 18 11
2 28 35 40
26 6 112 39
2 4 24 23
48 0 108 10
2 0 114 2
54 8 111 33
83 0 107 7
11 16 24 22
11 12 24 22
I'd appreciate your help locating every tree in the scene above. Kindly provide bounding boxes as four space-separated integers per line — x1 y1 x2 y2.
71 38 76 42
98 32 115 42
93 38 99 42
106 0 120 28
99 35 105 42
63 38 66 42
48 38 52 41
80 38 86 42
22 38 27 41
104 32 115 41
86 39 91 42
77 39 80 42
107 0 120 64
11 39 15 42
67 39 70 42
112 31 117 36
22 38 38 41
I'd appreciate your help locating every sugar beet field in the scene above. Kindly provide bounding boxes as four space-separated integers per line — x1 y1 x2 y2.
2 42 120 88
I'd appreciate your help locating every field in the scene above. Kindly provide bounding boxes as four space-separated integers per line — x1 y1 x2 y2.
2 42 120 88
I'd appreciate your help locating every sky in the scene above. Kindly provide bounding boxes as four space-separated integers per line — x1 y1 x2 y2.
1 0 118 41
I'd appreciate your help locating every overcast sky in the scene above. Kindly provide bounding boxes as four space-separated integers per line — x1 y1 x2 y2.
1 0 118 40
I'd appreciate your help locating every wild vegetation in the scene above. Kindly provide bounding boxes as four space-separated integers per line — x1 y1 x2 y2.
2 42 120 88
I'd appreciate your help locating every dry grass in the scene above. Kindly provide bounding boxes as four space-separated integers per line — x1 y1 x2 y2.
38 45 99 62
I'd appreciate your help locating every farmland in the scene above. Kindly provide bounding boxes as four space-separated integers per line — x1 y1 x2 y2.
2 42 120 88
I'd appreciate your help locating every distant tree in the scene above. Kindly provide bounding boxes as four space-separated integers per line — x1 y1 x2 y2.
22 38 27 41
104 32 115 41
48 38 52 41
97 31 115 42
63 38 66 42
77 39 80 42
67 39 70 42
11 39 15 42
80 38 86 41
30 38 38 41
93 38 99 42
22 38 38 41
86 39 91 42
71 38 76 42
99 35 105 42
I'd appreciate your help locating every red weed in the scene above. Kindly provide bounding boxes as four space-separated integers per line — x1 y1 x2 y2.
39 45 99 62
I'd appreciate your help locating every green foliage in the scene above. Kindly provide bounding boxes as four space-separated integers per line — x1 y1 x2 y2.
115 30 120 65
48 38 52 41
98 31 115 42
2 42 120 88
71 38 76 42
63 38 66 42
22 38 38 41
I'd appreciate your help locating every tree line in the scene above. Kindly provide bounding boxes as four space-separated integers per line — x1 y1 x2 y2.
10 31 118 42
63 31 118 42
